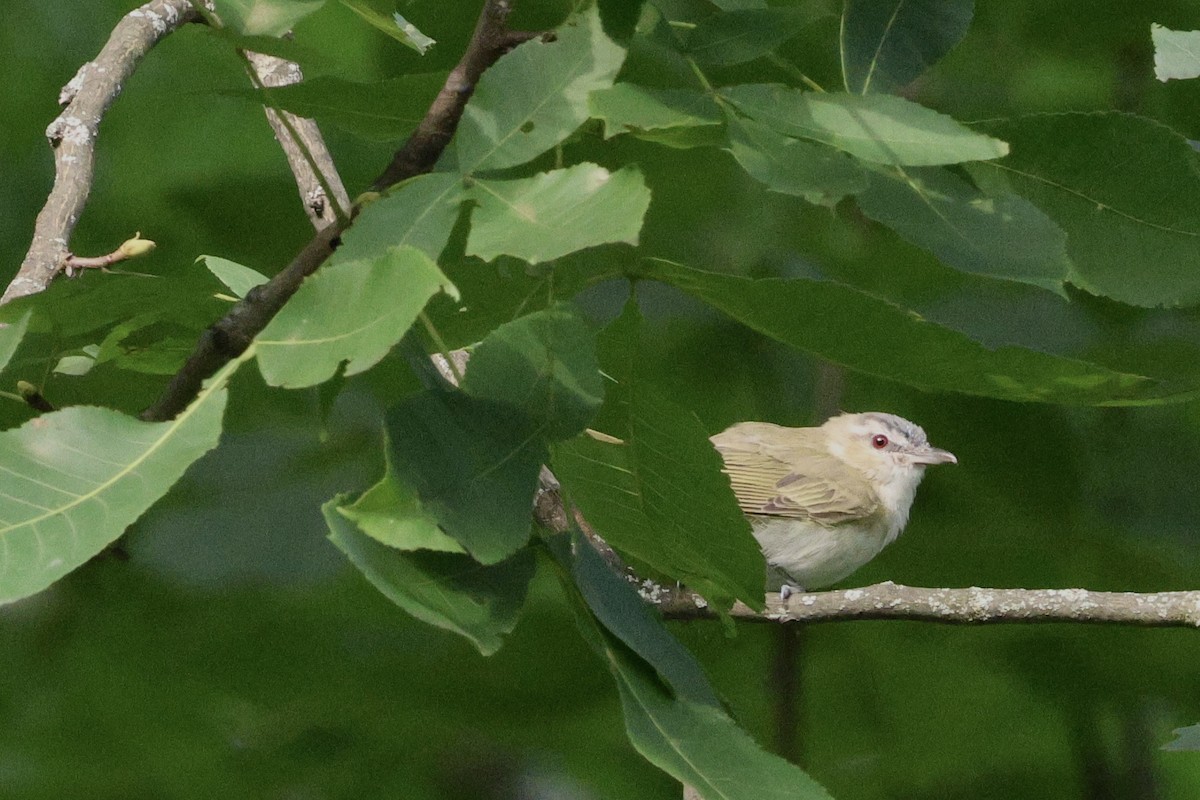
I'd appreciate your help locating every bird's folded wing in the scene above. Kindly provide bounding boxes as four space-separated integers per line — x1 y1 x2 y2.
711 422 879 525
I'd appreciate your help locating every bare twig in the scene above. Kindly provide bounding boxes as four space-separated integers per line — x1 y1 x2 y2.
244 51 351 228
3 0 199 304
142 0 530 422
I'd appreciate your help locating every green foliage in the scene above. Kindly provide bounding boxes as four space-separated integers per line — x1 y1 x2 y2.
10 0 1200 796
553 300 765 610
0 355 237 603
255 246 457 388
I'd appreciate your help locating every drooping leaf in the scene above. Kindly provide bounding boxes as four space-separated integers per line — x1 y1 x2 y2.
565 535 720 707
589 84 724 148
385 390 546 564
337 436 465 553
553 538 831 800
197 255 269 299
720 84 1008 165
552 300 765 610
232 73 447 141
466 164 651 265
339 1 435 54
0 354 240 604
210 0 325 37
452 6 626 173
462 304 603 440
644 259 1161 404
841 0 974 93
256 246 457 388
685 6 826 67
726 115 867 205
855 165 1071 289
1151 24 1200 82
974 113 1200 307
332 172 465 264
325 496 533 655
1164 724 1200 751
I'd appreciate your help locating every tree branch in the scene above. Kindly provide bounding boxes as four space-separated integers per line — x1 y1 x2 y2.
244 50 351 228
141 0 530 421
3 0 199 304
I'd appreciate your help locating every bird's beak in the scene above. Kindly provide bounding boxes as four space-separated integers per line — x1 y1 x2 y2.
912 445 957 466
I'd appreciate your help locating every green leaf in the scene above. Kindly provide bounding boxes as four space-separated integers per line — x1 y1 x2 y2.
332 172 465 264
466 164 651 264
1151 24 1200 82
211 0 325 36
197 255 268 299
726 115 867 205
0 354 239 604
1164 724 1200 751
234 73 446 141
841 0 974 94
589 84 723 148
720 84 1009 165
567 535 720 707
0 311 30 376
645 259 1160 404
338 1 436 55
462 304 603 440
385 390 546 564
337 437 465 553
256 246 457 388
325 496 533 655
553 539 831 800
974 113 1200 307
551 300 765 610
452 6 626 172
685 7 825 67
855 165 1071 289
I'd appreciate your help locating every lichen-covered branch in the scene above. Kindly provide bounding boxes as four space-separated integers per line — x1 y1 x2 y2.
245 51 351 229
654 581 1200 628
3 0 199 304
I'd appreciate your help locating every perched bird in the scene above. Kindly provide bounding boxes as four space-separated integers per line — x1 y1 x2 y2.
710 412 955 596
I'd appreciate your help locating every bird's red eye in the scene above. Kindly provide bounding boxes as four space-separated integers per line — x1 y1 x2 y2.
872 434 889 449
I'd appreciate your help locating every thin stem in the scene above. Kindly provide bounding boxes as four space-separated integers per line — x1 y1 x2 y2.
766 53 825 92
419 311 463 385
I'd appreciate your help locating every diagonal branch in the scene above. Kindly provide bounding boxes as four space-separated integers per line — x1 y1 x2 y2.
141 0 535 422
4 0 200 304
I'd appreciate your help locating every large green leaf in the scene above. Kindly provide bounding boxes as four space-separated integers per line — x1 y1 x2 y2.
255 246 457 388
554 539 831 800
385 390 545 564
197 255 269 299
1151 24 1200 82
325 496 533 656
339 1 435 54
462 304 603 441
0 354 239 604
721 85 1008 165
332 172 465 264
685 6 825 67
645 259 1160 404
840 0 974 93
589 84 724 148
855 165 1071 289
466 164 650 265
551 300 765 610
234 73 446 141
725 115 867 205
210 0 325 36
452 6 626 173
974 113 1200 307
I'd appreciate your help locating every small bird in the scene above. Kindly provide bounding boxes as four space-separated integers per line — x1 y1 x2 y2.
710 412 956 596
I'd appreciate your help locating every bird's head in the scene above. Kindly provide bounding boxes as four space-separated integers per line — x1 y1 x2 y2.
822 412 956 488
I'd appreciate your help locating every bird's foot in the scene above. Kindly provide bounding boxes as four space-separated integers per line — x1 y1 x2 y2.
780 584 805 601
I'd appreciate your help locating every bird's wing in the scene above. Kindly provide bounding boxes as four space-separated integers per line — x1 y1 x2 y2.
711 422 880 526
